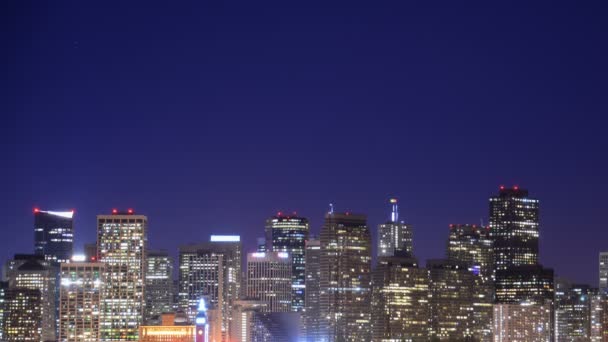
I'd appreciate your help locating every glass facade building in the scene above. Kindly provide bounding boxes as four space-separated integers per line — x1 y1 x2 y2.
34 209 74 264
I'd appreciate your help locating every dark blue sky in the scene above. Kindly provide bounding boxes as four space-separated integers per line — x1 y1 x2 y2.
2 1 607 285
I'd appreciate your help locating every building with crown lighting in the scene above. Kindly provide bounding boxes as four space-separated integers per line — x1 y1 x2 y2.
59 262 105 342
4 254 57 342
319 211 372 341
377 198 413 257
145 250 174 324
371 251 429 342
97 209 147 341
265 213 309 312
303 237 321 342
34 209 74 264
447 224 494 342
246 251 292 313
493 303 551 342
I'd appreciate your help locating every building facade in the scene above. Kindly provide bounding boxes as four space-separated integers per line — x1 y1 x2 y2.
34 209 74 264
319 211 372 341
59 262 105 342
493 303 551 342
377 198 413 257
97 210 147 341
494 265 554 305
371 251 429 342
303 237 321 342
246 251 292 312
145 250 174 324
554 280 592 342
265 214 309 312
600 252 608 294
2 288 41 342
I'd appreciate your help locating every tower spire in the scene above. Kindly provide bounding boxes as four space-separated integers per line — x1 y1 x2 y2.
390 198 398 222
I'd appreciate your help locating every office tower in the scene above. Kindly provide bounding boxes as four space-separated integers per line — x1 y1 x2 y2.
494 265 554 305
59 262 105 342
590 289 604 342
5 254 57 342
446 224 494 342
97 209 147 341
231 300 300 342
489 186 540 270
145 250 174 324
34 208 75 264
138 313 196 342
265 213 309 312
84 242 97 262
179 244 224 322
180 236 242 341
0 281 7 341
554 280 592 341
303 237 321 342
320 211 372 341
427 259 475 341
257 238 266 252
2 288 41 341
246 251 292 312
493 303 551 342
371 251 429 342
378 198 413 257
600 252 608 294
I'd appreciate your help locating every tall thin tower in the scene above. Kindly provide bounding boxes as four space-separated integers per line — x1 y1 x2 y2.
377 198 413 257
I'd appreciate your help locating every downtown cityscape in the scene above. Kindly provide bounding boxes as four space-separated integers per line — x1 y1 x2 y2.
0 187 606 341
4 1 608 342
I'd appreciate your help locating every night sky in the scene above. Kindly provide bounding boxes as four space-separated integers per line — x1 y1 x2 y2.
2 2 607 285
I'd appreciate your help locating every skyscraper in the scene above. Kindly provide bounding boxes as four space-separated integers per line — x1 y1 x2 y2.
494 265 554 305
97 209 147 341
377 198 413 257
34 208 74 264
145 250 174 324
303 237 321 342
5 254 57 342
0 281 7 341
371 251 429 342
600 252 608 294
320 211 372 341
554 280 592 342
265 213 309 312
446 224 494 342
180 235 242 341
246 251 292 312
59 262 105 342
427 259 475 341
493 303 551 342
489 186 539 270
2 288 41 342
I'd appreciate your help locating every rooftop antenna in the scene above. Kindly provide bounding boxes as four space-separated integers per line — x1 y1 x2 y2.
329 203 334 215
390 198 398 222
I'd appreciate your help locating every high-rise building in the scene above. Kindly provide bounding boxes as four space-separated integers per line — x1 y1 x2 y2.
246 251 292 312
2 288 42 342
303 237 321 342
180 235 242 341
600 252 608 294
265 213 309 312
371 251 429 342
5 254 57 342
493 303 551 342
34 208 75 264
494 265 554 305
231 300 300 342
59 262 105 342
97 209 147 341
589 289 604 342
319 211 372 341
446 224 494 342
145 250 174 324
489 186 539 270
427 259 475 341
0 281 8 341
377 198 413 257
554 280 592 342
